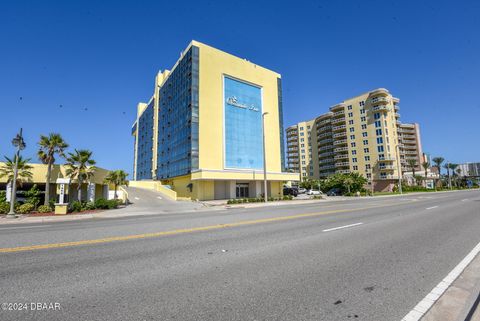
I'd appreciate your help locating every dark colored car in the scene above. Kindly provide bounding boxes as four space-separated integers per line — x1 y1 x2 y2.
327 188 342 196
283 187 298 197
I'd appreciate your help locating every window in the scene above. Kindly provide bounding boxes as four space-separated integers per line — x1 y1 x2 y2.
300 127 304 130
301 144 305 147
359 101 365 106
350 135 355 139
352 150 357 155
301 155 305 159
363 140 369 145
375 120 381 128
349 127 355 132
365 164 371 169
302 161 306 165
347 105 352 110
349 120 354 125
300 132 304 136
374 113 381 120
307 125 311 129
377 137 383 144
360 109 366 114
351 142 356 147
353 165 358 170
352 158 358 163
364 148 369 153
376 129 382 136
377 146 385 152
361 124 367 130
361 116 366 122
301 138 305 142
362 132 368 137
348 112 353 117
301 149 305 153
365 156 370 161
366 173 371 179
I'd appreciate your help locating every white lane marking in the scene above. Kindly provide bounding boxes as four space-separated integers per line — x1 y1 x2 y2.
322 222 363 232
157 196 163 200
461 199 468 202
0 225 53 230
401 241 480 321
134 197 140 200
426 206 438 210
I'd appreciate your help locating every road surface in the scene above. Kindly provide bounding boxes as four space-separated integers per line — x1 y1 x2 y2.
0 190 479 321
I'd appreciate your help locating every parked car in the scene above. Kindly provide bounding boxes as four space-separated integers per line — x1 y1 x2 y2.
298 187 307 194
306 189 321 195
283 187 298 197
327 188 342 196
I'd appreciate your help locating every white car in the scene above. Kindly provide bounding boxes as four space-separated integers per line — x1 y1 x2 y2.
298 188 307 194
306 189 321 195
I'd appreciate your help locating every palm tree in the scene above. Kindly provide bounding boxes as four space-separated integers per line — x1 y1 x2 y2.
432 157 444 177
343 176 354 194
0 155 33 187
407 159 417 185
422 161 430 178
65 149 96 202
104 170 129 199
37 133 69 205
443 163 451 188
450 163 459 187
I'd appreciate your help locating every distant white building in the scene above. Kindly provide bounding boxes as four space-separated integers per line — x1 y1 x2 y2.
458 163 480 177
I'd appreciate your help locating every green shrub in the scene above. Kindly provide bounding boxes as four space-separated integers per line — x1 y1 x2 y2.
0 202 10 214
17 203 34 214
0 191 6 203
69 201 83 212
37 205 52 213
25 184 41 209
84 202 96 210
94 198 109 209
106 199 119 209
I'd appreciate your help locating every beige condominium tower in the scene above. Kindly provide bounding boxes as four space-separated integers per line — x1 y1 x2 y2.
286 88 424 192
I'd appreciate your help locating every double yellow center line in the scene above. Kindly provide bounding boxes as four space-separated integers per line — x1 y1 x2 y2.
0 202 398 254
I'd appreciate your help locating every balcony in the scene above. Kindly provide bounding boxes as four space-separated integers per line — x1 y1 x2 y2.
330 103 345 112
333 139 348 146
316 119 331 126
332 125 347 132
287 153 298 158
317 131 332 139
319 158 334 164
372 105 389 112
331 117 346 125
333 132 347 139
333 110 345 117
319 145 334 151
320 164 335 170
378 175 399 180
379 165 395 170
378 156 396 162
317 126 332 133
319 151 334 158
318 138 333 146
334 154 349 160
334 146 349 153
394 104 400 110
370 97 390 104
336 169 351 174
395 112 401 118
335 162 350 167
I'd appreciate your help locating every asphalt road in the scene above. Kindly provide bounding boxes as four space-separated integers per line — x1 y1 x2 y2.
0 190 479 321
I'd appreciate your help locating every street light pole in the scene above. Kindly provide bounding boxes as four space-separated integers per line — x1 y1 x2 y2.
7 128 26 218
262 112 269 203
396 144 403 194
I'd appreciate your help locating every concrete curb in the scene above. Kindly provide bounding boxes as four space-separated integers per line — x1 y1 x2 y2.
411 246 480 321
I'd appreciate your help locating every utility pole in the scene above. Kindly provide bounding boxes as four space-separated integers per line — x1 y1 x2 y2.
7 128 26 218
262 112 269 203
396 144 403 194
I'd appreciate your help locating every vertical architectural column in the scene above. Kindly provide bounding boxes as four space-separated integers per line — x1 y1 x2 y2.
87 183 96 202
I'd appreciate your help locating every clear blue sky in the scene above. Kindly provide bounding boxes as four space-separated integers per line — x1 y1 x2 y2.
1 0 479 175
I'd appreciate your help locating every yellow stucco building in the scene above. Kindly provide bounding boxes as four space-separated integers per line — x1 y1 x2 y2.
132 40 299 200
0 162 111 203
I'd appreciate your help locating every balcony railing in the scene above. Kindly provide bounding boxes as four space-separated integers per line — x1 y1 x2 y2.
333 139 348 146
336 169 351 174
334 147 349 153
332 125 347 131
335 162 350 167
334 154 349 160
333 132 347 138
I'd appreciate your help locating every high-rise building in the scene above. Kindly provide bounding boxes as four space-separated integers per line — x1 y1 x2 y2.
286 88 424 191
398 123 424 173
132 41 298 200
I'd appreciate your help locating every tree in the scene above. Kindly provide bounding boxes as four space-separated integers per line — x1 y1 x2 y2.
449 163 459 187
407 159 417 184
25 184 41 209
0 155 33 187
65 149 96 202
432 157 444 177
37 133 69 205
104 170 129 199
422 161 430 178
343 176 354 194
443 163 451 188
